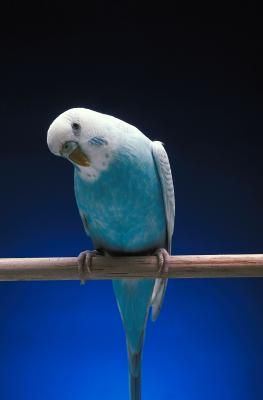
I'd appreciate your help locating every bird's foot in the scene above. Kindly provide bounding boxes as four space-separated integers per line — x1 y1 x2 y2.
153 248 170 275
78 250 100 284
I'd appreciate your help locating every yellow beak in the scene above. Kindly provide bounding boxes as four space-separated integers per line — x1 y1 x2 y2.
68 146 91 167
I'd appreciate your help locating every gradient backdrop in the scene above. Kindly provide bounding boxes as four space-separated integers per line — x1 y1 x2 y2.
0 5 263 400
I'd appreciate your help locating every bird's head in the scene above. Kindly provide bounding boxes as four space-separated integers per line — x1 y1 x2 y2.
47 108 118 181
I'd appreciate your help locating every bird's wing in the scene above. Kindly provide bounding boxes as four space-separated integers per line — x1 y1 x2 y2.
151 140 175 321
79 210 91 237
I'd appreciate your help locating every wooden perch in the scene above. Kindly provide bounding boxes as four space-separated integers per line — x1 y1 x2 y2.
0 254 263 281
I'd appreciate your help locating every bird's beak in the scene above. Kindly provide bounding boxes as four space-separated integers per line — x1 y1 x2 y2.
68 146 91 167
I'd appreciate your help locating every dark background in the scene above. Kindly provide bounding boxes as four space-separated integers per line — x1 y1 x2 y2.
0 4 262 399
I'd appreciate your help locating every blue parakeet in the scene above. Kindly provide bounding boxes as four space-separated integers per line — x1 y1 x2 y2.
47 108 175 400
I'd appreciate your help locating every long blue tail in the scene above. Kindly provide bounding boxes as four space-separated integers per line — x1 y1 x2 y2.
127 343 142 400
113 278 155 400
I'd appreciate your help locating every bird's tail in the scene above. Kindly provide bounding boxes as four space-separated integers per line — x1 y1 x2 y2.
127 341 142 400
113 278 155 400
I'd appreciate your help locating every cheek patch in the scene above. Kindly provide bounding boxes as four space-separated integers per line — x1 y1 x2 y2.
88 136 108 146
78 129 119 182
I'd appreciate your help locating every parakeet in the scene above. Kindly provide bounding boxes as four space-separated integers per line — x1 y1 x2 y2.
47 108 175 400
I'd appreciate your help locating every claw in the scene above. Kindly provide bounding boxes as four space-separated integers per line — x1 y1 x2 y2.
77 250 98 284
153 248 170 275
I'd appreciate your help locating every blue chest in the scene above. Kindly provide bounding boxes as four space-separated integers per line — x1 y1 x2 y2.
74 142 167 253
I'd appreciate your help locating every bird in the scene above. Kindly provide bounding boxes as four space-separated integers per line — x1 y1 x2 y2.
47 107 175 400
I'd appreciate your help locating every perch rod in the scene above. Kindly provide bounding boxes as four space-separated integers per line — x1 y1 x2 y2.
0 254 263 281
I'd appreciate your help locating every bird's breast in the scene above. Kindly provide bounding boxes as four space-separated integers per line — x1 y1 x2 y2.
74 144 167 253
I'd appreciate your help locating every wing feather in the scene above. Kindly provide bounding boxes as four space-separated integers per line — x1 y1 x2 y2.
151 141 175 320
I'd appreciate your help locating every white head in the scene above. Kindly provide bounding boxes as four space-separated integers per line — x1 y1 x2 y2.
47 108 119 181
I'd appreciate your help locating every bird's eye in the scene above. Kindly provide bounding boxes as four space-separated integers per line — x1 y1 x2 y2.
71 122 80 136
72 122 81 132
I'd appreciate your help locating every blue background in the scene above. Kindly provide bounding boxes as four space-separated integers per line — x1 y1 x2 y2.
0 4 263 399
